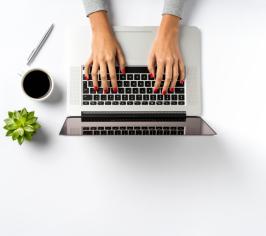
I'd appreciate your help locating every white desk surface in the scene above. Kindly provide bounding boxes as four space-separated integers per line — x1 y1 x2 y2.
0 1 266 235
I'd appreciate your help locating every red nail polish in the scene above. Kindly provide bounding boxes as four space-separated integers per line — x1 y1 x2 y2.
121 68 126 74
153 87 158 93
113 87 118 93
104 89 108 94
180 80 184 85
162 89 167 95
170 87 174 93
149 73 154 78
93 86 98 92
85 75 89 80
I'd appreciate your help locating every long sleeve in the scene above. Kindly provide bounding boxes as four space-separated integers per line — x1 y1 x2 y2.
163 0 185 18
82 0 185 18
82 0 108 17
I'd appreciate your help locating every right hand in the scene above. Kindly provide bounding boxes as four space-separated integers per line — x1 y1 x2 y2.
85 11 126 94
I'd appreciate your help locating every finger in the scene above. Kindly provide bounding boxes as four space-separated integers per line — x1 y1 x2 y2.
162 61 173 95
179 60 185 85
91 62 99 92
100 62 108 93
154 60 164 92
147 53 156 79
170 61 179 92
84 57 93 80
107 59 118 93
117 47 126 74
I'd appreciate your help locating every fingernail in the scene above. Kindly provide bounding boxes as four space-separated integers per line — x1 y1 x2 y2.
149 73 154 78
121 68 126 74
93 86 98 92
104 89 108 94
153 87 159 93
170 87 175 93
113 87 118 93
180 80 184 85
85 75 89 80
162 89 167 95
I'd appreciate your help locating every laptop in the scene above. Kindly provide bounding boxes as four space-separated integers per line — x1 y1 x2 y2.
60 26 216 136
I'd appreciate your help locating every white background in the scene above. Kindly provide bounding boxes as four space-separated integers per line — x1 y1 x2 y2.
0 0 266 235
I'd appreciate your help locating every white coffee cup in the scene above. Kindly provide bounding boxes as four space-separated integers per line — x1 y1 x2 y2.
21 68 54 101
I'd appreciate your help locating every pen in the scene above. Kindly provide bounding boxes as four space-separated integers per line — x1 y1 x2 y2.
27 23 54 66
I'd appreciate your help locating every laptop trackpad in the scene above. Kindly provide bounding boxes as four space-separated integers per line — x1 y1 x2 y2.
115 31 155 66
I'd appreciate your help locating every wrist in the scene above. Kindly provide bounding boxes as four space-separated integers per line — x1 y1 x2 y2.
89 11 113 35
159 14 181 36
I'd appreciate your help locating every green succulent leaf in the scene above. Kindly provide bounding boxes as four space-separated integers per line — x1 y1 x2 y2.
25 117 37 125
18 136 25 145
6 130 13 136
17 128 24 136
3 108 41 145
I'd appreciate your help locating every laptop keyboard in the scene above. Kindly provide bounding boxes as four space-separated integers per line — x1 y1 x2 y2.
82 126 185 135
82 66 186 106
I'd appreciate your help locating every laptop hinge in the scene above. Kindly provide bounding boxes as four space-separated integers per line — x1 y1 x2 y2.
81 111 186 122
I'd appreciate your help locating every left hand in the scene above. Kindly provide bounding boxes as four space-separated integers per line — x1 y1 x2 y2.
148 15 185 95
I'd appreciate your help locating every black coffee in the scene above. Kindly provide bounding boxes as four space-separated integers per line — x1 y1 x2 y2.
23 70 51 99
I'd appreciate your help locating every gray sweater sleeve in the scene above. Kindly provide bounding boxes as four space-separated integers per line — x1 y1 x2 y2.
82 0 185 18
82 0 108 17
163 0 185 18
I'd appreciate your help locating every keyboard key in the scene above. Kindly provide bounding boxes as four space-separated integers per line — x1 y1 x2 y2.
115 95 121 100
93 95 100 100
150 95 156 100
171 101 178 105
164 95 170 100
147 88 153 94
164 101 170 105
176 88 184 93
83 101 90 105
134 101 141 105
131 81 137 87
145 81 151 87
129 95 135 100
105 101 112 105
134 74 140 80
83 87 89 93
122 95 128 100
108 131 114 135
127 74 133 80
149 101 156 105
178 101 185 105
126 88 132 94
177 81 184 87
101 95 107 100
118 88 124 94
141 74 148 80
98 101 104 105
136 95 142 100
140 88 146 94
88 81 93 87
120 74 126 80
117 81 123 87
142 101 148 105
112 101 119 105
157 95 164 101
83 131 93 135
138 81 144 87
120 101 126 105
133 88 139 94
156 101 163 105
90 101 97 105
171 94 178 100
108 95 114 100
143 95 149 100
124 81 130 87
83 95 92 100
179 95 185 100
127 101 134 105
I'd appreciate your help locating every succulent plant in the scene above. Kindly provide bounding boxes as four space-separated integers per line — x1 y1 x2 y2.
3 108 41 145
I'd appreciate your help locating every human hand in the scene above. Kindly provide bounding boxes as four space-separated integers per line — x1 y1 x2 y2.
148 15 185 95
84 11 126 94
